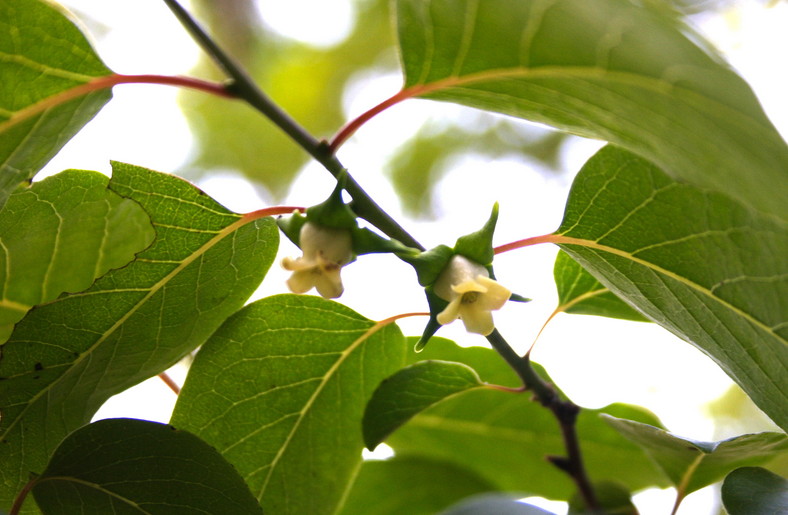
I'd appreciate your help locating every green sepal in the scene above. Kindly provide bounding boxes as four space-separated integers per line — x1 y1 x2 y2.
353 227 418 256
414 288 450 351
454 203 498 266
306 174 358 229
276 210 308 247
510 293 531 303
398 245 455 287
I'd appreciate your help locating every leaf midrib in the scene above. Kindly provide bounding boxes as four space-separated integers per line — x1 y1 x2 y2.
405 66 778 142
551 235 784 341
255 318 391 500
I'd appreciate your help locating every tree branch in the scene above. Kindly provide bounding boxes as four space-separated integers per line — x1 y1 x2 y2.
486 329 600 511
160 0 424 251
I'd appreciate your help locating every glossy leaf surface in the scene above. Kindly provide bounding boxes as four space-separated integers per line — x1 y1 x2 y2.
170 295 408 515
363 360 483 449
721 466 788 515
0 0 113 207
605 416 788 495
0 171 154 343
386 338 668 500
554 145 788 429
31 418 262 514
0 163 279 512
553 250 648 322
339 456 496 515
396 0 788 219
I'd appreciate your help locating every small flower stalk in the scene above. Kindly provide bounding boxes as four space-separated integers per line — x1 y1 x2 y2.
433 254 511 336
281 222 353 299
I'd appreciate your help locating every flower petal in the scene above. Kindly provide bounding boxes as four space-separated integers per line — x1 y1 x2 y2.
314 269 344 299
286 269 317 294
459 306 496 336
451 279 488 295
437 297 463 326
282 256 315 272
475 276 511 310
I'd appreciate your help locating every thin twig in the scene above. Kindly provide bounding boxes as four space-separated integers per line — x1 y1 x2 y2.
160 0 424 251
486 330 600 511
158 372 181 395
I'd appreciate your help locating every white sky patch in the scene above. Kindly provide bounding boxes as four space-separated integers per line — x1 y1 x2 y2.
256 0 356 48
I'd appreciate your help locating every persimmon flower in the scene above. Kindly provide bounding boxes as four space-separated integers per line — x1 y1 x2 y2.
434 254 511 336
281 222 354 299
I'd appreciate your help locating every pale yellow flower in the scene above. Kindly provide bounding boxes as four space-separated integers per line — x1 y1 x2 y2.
434 254 511 336
281 222 353 299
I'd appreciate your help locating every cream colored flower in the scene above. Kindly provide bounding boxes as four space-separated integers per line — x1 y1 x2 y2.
281 222 354 299
434 254 511 335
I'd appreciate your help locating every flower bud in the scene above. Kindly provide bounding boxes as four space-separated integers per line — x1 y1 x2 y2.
282 222 354 299
433 254 511 335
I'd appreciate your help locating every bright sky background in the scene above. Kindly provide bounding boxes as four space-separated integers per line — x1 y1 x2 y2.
39 1 788 514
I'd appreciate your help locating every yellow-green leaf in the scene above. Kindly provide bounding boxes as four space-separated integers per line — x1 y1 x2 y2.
0 171 154 343
0 0 113 207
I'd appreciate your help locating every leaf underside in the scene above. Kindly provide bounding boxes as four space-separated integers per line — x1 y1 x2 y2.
555 145 788 430
170 295 408 515
396 0 788 220
0 0 113 207
0 171 155 343
605 416 788 495
32 418 263 514
0 162 279 513
553 250 649 322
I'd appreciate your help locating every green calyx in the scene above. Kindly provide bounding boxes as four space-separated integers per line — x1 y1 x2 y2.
277 175 416 256
399 203 500 287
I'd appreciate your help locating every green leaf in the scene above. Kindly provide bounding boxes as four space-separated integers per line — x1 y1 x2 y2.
338 456 496 515
0 162 279 512
30 418 262 515
396 0 788 220
553 250 648 322
0 0 113 207
170 295 408 515
554 145 788 429
363 360 484 449
0 171 154 343
604 416 788 496
387 338 669 500
721 466 788 515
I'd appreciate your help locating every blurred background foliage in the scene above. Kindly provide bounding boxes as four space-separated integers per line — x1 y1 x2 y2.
175 0 756 218
178 0 571 216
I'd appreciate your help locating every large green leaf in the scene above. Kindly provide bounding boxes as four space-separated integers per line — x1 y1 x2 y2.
605 416 788 496
552 145 788 429
170 295 408 515
0 162 279 513
721 467 788 515
363 360 484 449
553 250 648 322
0 0 113 207
339 456 497 515
396 0 788 220
29 418 262 514
386 338 669 500
0 170 154 343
